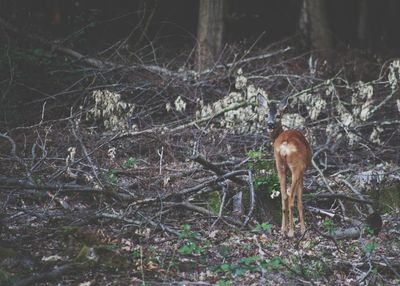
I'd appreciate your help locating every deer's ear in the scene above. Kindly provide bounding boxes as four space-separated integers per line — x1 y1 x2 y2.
258 94 268 108
277 96 289 114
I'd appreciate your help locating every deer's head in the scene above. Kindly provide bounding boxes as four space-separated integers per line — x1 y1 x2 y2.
258 95 289 138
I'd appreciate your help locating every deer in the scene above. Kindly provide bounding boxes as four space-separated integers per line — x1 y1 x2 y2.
259 95 312 238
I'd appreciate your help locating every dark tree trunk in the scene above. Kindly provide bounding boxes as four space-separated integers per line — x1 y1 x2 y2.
196 0 224 71
299 0 332 52
357 0 368 47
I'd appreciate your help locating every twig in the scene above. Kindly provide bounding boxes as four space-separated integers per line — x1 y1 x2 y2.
243 170 255 226
211 184 227 229
169 201 243 228
0 133 17 157
190 154 247 185
381 256 400 279
99 211 181 237
311 158 346 215
116 100 249 140
357 258 373 283
338 178 374 214
69 119 103 188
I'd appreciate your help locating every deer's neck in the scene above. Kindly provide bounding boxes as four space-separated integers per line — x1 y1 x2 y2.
270 124 284 144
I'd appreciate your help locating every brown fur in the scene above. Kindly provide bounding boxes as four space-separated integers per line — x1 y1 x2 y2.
273 129 311 237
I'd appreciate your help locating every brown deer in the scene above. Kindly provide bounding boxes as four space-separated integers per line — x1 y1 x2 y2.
259 95 312 238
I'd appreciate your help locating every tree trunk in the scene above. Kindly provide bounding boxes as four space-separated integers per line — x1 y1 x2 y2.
299 0 332 52
357 0 368 47
196 0 224 71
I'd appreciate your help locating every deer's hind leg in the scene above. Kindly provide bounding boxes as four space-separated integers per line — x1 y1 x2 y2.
276 155 288 235
287 166 304 238
297 173 305 234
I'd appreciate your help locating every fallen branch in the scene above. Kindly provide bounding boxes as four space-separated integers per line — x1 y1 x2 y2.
99 211 181 237
330 226 362 240
305 192 374 205
190 154 246 185
0 176 101 193
338 178 374 213
130 169 248 206
12 263 73 286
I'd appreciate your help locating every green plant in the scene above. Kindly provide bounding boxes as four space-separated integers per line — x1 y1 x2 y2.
216 280 233 286
247 149 280 198
0 269 14 284
363 241 377 254
177 224 207 255
123 157 138 169
106 169 118 184
288 255 330 279
363 225 375 236
206 191 221 214
131 249 141 259
253 222 272 232
217 255 281 277
322 219 335 234
303 259 330 279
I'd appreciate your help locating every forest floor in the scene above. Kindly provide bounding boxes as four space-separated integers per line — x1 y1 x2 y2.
1 25 400 285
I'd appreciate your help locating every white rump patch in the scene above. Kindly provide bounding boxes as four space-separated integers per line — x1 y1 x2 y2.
277 141 297 157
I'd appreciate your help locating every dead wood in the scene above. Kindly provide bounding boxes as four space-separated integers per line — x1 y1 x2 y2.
12 263 73 286
305 192 374 205
130 169 248 206
0 176 101 193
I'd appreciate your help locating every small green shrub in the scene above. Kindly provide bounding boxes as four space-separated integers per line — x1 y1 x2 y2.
217 255 281 277
247 149 280 199
177 224 207 255
253 222 272 232
123 157 138 169
322 219 335 234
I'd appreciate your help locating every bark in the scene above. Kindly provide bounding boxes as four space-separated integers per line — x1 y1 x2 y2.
196 0 224 71
357 0 368 47
299 0 332 52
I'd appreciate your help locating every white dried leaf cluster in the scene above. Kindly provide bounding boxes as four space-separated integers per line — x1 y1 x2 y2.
235 68 247 89
295 92 327 120
325 123 342 140
352 81 374 121
325 81 335 96
108 147 116 161
388 59 400 90
196 69 268 134
369 126 384 144
174 96 187 112
397 99 400 114
353 163 391 190
88 90 135 130
281 113 306 130
65 147 77 179
335 103 361 145
336 103 354 127
332 81 380 145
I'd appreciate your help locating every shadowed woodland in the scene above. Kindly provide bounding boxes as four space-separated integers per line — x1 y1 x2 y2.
0 1 400 285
